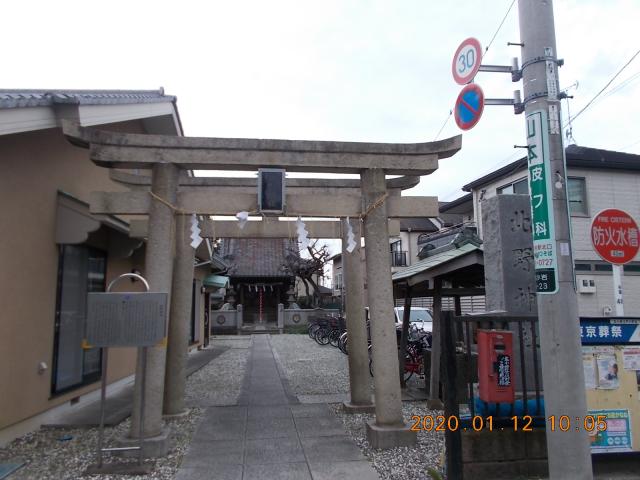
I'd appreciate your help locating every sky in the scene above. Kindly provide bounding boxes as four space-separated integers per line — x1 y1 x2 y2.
4 0 639 194
4 0 639 261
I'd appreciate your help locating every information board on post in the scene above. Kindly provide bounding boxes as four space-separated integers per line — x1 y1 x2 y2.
525 109 558 294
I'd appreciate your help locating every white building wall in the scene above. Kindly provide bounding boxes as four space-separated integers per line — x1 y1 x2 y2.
575 274 640 317
570 168 640 262
473 170 529 237
472 167 640 317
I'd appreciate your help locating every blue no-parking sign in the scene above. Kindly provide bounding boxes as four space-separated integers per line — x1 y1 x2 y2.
454 83 484 131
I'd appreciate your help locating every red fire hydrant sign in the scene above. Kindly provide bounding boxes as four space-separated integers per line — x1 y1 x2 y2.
591 209 640 265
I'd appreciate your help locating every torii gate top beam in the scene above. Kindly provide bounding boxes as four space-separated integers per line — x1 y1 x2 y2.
64 122 462 175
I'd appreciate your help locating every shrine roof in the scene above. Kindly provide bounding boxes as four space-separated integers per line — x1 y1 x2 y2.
220 237 298 278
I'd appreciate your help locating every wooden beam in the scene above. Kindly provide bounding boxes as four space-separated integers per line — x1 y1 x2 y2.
64 122 462 175
90 191 440 218
129 218 401 239
429 278 443 408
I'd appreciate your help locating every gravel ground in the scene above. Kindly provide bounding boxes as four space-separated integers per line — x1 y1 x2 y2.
0 410 203 480
0 339 251 480
270 334 352 395
185 339 251 407
330 402 445 480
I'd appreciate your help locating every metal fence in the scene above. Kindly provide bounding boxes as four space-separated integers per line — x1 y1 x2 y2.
395 296 486 314
390 250 408 267
441 311 543 478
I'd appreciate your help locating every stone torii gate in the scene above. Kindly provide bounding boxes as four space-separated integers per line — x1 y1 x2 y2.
112 172 410 423
64 121 461 452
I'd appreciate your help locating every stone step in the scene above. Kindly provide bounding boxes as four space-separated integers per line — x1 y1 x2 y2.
239 327 281 335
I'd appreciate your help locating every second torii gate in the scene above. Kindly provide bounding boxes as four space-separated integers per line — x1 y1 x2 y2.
64 120 462 452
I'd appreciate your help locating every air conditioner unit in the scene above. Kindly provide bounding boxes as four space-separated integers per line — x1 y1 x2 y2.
578 276 596 294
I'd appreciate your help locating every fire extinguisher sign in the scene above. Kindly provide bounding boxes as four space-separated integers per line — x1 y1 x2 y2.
526 109 559 294
497 355 511 386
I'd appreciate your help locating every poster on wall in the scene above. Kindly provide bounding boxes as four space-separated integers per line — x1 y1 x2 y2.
583 352 597 390
597 353 620 390
622 347 640 371
589 409 633 453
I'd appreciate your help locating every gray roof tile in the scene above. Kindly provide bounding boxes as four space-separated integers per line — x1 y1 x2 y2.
0 88 175 109
220 237 298 278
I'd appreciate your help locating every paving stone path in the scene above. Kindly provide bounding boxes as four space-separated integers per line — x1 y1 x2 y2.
175 334 379 480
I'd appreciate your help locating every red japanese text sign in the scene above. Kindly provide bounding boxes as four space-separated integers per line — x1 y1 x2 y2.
591 209 640 265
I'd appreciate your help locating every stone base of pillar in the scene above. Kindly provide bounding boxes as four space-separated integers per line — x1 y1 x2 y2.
427 398 444 410
115 429 170 458
365 419 417 449
342 401 376 414
163 408 190 419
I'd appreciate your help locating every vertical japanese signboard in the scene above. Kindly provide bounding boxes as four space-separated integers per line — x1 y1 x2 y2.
526 109 558 294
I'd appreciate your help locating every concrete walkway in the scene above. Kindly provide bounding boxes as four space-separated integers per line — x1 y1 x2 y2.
176 335 380 480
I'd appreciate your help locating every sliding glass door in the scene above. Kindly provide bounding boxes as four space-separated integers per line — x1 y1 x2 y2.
52 245 106 394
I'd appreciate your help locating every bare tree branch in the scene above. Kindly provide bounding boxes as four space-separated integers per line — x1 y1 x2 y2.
282 239 331 307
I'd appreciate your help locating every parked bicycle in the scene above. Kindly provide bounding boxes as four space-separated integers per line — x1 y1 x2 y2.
369 324 432 381
307 314 346 346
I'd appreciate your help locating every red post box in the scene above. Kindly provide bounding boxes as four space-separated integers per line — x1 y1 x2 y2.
477 329 515 403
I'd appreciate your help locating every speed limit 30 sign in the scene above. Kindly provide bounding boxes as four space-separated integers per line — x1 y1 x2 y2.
452 37 482 85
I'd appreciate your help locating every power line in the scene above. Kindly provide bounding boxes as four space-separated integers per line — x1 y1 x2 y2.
617 137 640 151
569 49 640 124
602 70 640 98
437 0 518 200
439 150 523 202
433 110 452 141
484 0 517 57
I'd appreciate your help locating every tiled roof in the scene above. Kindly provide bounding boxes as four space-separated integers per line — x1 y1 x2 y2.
392 242 482 282
0 88 175 109
398 218 438 232
462 145 640 191
439 193 473 213
220 238 298 278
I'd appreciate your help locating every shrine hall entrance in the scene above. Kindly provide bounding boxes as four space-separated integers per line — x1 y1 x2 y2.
238 281 287 325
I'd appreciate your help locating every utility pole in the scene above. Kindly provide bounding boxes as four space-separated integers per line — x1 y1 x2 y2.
518 1 593 478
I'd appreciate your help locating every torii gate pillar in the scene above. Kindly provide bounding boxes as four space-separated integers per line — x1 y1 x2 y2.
361 169 417 448
127 163 179 455
341 217 375 414
163 213 196 416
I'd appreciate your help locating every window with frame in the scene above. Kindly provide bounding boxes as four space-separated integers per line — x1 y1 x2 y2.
497 178 529 195
335 272 343 290
568 177 588 215
52 245 106 394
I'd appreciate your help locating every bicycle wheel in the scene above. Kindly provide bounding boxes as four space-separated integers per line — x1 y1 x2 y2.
338 332 348 355
315 327 331 345
308 324 320 339
329 329 341 347
402 351 417 382
368 344 415 382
